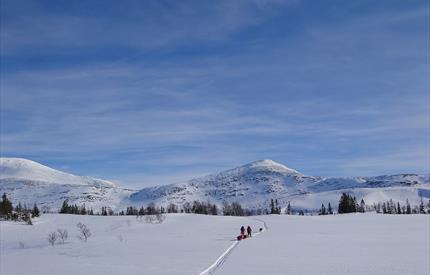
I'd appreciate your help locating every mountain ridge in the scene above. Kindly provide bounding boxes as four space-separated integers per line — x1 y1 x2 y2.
1 157 429 211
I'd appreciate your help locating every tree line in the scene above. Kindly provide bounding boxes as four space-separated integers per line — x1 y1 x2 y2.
373 198 429 214
59 200 95 215
335 193 430 215
57 199 259 216
0 193 40 224
6 194 428 220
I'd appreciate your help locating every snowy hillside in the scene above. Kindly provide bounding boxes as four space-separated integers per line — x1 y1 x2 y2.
1 158 429 212
129 159 430 211
1 214 428 275
0 158 134 211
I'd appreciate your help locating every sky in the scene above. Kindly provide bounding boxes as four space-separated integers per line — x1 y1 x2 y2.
1 0 429 189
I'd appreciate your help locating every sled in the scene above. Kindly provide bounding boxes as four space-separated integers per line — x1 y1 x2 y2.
237 234 248 241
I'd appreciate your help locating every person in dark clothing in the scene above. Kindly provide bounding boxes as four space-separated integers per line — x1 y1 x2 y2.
247 226 252 237
240 226 246 236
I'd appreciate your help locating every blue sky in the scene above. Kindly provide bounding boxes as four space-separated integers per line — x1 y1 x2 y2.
1 0 429 188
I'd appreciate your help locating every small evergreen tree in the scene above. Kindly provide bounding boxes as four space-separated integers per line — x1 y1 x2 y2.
80 205 87 215
359 199 366 213
210 204 218 215
376 202 381 213
406 199 411 214
59 200 69 214
427 200 430 214
338 193 358 214
387 200 392 214
397 202 401 214
419 198 425 214
351 197 357 213
285 201 292 215
0 193 13 218
270 199 276 214
15 202 23 213
319 203 327 215
31 203 40 218
328 203 333 214
382 202 387 214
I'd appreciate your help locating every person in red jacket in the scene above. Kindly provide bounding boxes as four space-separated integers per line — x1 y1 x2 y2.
240 226 246 236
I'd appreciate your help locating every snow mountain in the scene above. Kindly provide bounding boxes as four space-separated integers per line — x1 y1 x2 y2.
0 158 134 211
128 159 430 211
1 158 429 212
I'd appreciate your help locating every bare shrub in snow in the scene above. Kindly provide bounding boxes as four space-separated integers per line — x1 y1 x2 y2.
76 222 91 242
156 213 166 223
47 231 57 246
145 213 166 224
144 215 155 223
57 229 68 244
19 241 25 249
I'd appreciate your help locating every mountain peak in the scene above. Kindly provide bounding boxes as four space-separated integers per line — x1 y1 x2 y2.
244 159 301 174
0 157 115 187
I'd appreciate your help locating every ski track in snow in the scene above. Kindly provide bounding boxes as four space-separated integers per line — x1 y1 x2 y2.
198 218 268 275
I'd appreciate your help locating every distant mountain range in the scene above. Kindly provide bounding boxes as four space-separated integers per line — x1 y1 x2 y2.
1 158 429 212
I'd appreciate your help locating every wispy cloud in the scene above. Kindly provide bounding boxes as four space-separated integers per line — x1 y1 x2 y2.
1 0 297 55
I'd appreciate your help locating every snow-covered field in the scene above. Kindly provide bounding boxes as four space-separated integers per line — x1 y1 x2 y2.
1 214 429 275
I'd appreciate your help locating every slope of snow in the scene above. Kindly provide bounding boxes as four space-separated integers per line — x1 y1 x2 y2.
217 214 430 275
0 158 115 187
0 158 133 211
129 160 429 211
0 214 262 275
1 214 428 275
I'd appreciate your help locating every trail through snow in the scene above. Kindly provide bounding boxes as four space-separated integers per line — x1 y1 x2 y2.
198 218 268 275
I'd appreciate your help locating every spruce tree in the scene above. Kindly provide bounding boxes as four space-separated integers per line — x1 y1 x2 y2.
338 193 347 214
286 202 291 215
376 202 381 213
59 200 70 214
328 203 333 214
16 202 23 213
319 204 327 215
32 203 40 217
0 193 13 218
387 200 392 214
427 200 430 214
270 199 275 214
359 199 365 213
210 204 218 215
275 199 280 214
419 198 425 214
80 205 87 215
406 199 411 214
397 202 401 214
351 197 357 212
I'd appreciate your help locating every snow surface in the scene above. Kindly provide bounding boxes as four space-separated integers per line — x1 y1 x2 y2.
1 214 429 275
218 214 430 275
